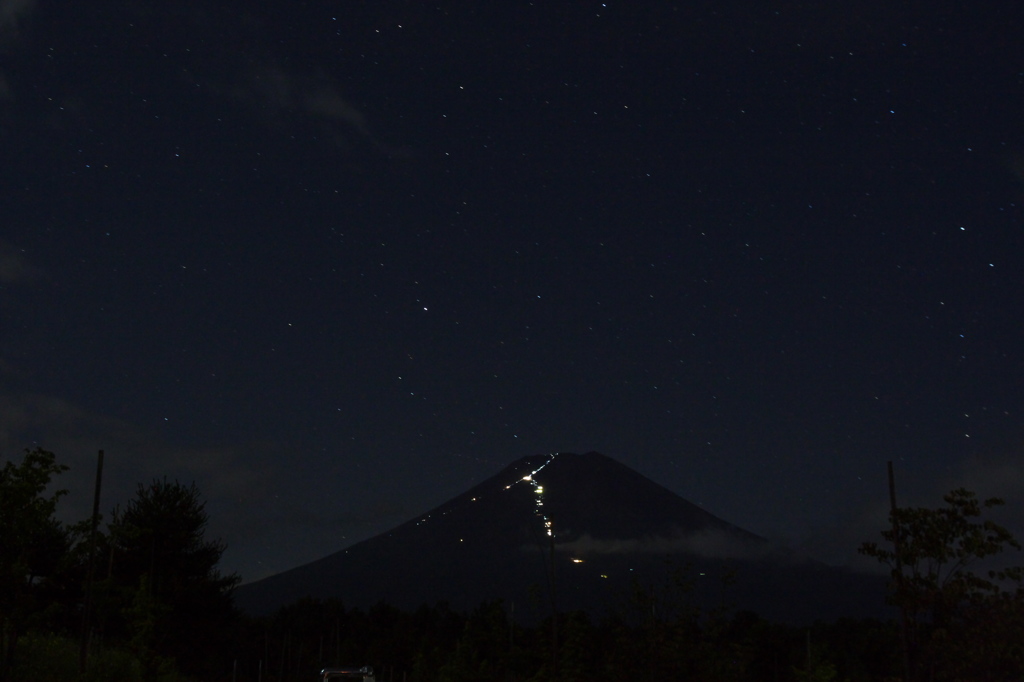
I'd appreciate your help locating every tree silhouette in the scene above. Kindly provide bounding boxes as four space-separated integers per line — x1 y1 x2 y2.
859 487 1024 680
0 448 69 682
104 478 240 678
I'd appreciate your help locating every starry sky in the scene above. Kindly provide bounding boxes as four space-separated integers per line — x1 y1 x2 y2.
2 0 1023 583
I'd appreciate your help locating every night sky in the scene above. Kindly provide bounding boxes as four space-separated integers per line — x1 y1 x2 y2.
2 0 1023 583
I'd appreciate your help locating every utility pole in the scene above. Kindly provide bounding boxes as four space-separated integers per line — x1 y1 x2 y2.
548 526 558 680
507 600 514 682
888 461 913 682
79 450 105 672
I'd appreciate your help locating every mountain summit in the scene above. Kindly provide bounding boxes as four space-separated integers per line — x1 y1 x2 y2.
234 452 884 622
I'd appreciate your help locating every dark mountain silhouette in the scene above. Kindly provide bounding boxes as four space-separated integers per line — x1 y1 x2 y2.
234 452 887 623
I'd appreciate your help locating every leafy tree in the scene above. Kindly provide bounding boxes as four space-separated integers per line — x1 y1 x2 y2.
600 562 742 681
439 600 512 682
859 487 1024 680
0 448 69 682
102 478 240 679
122 573 175 682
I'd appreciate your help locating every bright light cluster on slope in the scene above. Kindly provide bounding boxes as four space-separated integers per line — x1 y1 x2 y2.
411 454 560 544
504 452 559 536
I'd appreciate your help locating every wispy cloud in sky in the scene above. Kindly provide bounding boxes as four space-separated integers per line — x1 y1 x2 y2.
556 529 777 562
0 0 34 39
236 61 378 152
0 240 44 283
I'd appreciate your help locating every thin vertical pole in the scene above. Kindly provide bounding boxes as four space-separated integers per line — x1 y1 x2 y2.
549 526 557 679
79 449 105 672
888 461 912 682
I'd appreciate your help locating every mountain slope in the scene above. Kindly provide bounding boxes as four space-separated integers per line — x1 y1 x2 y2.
234 452 886 622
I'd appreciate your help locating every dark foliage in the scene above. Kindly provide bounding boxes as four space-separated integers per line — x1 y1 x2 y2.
0 448 69 682
222 562 903 682
225 596 904 682
98 478 242 678
860 488 1024 681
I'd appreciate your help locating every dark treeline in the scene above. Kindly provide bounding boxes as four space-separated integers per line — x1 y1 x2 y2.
230 595 901 682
